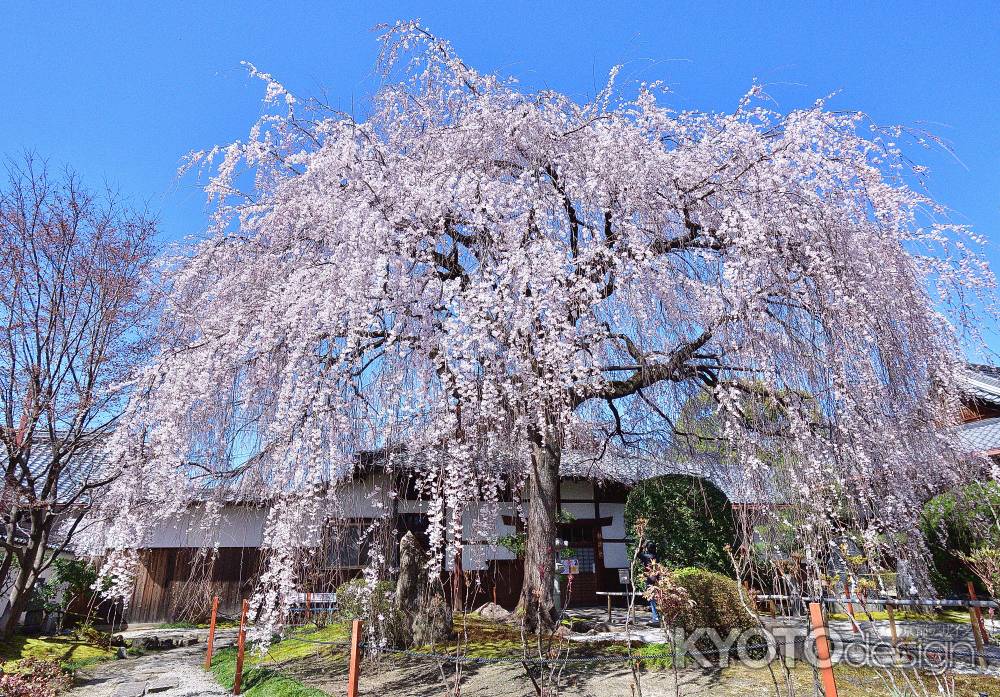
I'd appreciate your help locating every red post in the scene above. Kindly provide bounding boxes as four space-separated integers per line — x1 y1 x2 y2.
204 595 220 670
347 619 362 697
809 602 839 697
233 599 249 695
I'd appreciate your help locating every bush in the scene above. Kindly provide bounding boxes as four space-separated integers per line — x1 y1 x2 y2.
920 481 1000 595
0 658 72 697
336 578 395 620
670 567 754 636
625 475 735 574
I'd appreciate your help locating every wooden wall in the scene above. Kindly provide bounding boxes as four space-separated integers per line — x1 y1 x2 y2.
128 547 261 624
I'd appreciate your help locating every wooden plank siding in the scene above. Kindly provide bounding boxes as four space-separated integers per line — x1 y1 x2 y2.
128 548 261 624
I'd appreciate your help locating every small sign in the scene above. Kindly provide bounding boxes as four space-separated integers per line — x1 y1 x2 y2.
566 558 579 575
618 568 631 585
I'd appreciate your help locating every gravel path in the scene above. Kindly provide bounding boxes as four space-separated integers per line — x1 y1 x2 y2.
66 630 237 697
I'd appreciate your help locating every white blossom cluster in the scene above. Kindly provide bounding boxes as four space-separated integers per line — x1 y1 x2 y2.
81 21 994 640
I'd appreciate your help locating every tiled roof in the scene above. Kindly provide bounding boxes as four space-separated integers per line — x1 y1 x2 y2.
561 450 778 504
957 417 1000 455
2 435 111 505
962 365 1000 407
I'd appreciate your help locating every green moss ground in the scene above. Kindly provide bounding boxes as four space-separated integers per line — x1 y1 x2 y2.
0 633 114 671
208 624 350 697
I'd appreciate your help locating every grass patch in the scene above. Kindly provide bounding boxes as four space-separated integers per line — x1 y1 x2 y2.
208 624 350 696
210 646 328 697
827 609 970 624
0 633 114 671
632 641 676 669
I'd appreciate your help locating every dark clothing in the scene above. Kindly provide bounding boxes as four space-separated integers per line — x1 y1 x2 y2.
639 549 660 624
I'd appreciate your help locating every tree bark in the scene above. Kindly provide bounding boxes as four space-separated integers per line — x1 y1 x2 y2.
0 520 49 639
516 433 561 632
1 554 37 638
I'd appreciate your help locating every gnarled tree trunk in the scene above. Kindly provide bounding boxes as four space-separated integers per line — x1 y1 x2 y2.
516 433 560 632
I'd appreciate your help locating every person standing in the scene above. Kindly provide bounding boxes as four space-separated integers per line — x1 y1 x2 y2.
639 542 661 626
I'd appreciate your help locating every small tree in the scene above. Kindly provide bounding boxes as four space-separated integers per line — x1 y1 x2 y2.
0 154 156 637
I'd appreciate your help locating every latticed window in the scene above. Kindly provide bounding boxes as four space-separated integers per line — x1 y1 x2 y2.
566 547 596 573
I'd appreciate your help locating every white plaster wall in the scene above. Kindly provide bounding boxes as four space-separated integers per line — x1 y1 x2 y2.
561 501 595 520
602 542 629 569
599 502 626 538
326 476 397 519
144 506 267 548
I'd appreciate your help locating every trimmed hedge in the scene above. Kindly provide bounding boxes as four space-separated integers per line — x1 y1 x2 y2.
671 567 754 635
625 475 736 575
920 481 1000 595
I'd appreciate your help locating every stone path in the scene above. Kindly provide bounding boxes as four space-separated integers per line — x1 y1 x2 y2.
66 629 237 697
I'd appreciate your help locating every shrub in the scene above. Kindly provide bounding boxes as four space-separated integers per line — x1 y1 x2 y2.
0 658 72 697
625 475 735 574
670 567 754 636
336 578 395 620
920 481 1000 595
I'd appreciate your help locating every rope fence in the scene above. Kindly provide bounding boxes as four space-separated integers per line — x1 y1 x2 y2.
199 594 1000 696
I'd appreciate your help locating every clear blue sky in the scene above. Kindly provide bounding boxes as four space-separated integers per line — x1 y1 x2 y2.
3 1 999 354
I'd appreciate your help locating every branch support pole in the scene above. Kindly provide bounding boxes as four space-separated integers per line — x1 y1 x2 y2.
967 581 989 646
204 595 219 670
347 619 362 697
808 601 839 697
233 598 249 695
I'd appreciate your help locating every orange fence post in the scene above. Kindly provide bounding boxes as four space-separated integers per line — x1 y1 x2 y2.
347 619 362 697
809 602 839 697
967 581 989 645
233 599 249 695
204 595 220 670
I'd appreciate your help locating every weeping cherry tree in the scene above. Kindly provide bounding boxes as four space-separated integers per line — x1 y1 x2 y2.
85 22 994 636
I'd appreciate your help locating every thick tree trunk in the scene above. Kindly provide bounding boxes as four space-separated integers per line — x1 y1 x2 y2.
516 434 561 632
1 520 49 639
1 557 37 638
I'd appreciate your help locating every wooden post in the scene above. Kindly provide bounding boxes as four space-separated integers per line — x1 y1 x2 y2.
967 581 989 645
232 599 249 695
607 594 613 623
305 591 312 624
769 599 777 619
968 603 987 670
808 602 839 697
204 595 220 670
885 602 898 646
451 549 464 611
845 599 859 634
347 619 362 697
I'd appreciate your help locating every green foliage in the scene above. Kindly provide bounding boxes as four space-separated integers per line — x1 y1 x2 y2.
670 567 754 636
210 646 327 697
625 475 736 574
335 578 395 620
920 481 1000 595
634 642 677 670
36 557 104 627
497 510 575 558
497 532 526 557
